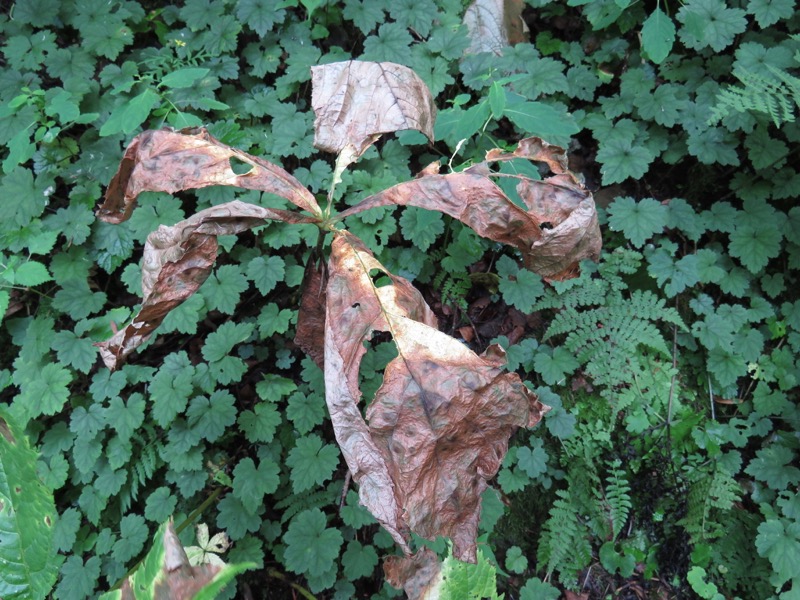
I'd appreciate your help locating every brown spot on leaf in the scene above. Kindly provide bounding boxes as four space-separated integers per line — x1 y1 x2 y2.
0 417 15 444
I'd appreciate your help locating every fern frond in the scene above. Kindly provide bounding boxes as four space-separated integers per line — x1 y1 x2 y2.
679 460 741 544
534 278 609 311
709 66 800 127
537 489 591 583
603 459 632 540
713 510 774 598
276 488 337 523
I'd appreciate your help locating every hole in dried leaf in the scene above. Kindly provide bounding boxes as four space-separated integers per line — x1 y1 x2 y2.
540 221 554 230
368 268 392 288
229 156 253 175
359 338 397 411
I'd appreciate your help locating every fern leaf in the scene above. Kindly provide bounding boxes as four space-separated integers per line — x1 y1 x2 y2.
709 65 800 127
276 488 337 523
537 489 591 583
604 460 632 540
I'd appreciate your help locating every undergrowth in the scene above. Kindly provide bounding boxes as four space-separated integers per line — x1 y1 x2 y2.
1 0 799 598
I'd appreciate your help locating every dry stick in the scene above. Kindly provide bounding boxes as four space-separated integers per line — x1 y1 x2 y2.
339 469 352 510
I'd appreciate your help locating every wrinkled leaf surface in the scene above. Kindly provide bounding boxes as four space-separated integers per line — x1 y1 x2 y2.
311 61 436 166
294 255 328 370
96 200 317 369
338 137 601 280
98 127 321 221
324 232 548 562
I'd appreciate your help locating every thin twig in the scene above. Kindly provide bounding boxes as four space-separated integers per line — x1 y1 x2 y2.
667 324 678 424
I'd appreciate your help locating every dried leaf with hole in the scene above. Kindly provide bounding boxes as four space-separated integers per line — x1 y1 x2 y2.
96 200 317 370
97 127 321 221
338 137 601 280
516 174 601 280
324 232 548 562
311 61 436 169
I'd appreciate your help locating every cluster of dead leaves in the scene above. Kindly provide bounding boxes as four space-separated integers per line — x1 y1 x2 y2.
96 60 600 598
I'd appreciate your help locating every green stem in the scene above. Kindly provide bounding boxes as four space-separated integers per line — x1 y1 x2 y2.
267 567 317 600
174 485 225 535
110 486 225 590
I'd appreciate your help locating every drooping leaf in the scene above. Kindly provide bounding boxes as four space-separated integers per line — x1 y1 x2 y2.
310 60 436 170
95 200 316 369
323 232 549 562
384 548 442 600
0 407 59 600
97 127 321 223
94 128 326 368
294 255 327 369
338 137 601 280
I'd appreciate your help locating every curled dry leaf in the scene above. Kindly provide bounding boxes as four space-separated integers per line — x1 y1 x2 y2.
463 0 528 56
95 128 322 370
310 61 436 169
384 548 442 600
96 200 318 370
97 127 321 221
338 137 602 280
516 175 600 280
484 136 570 175
324 232 548 563
294 255 327 370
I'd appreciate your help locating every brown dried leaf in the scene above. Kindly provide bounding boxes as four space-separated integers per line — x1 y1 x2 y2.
97 200 317 369
97 127 321 222
310 61 436 166
484 136 570 175
324 232 548 562
337 137 602 280
384 549 442 600
516 174 602 280
339 171 544 250
294 255 327 370
463 0 528 56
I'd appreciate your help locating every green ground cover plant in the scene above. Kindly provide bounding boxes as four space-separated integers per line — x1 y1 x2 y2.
1 0 798 598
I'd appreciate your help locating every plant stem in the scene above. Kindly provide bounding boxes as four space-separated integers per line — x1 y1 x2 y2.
267 567 317 600
109 486 225 590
